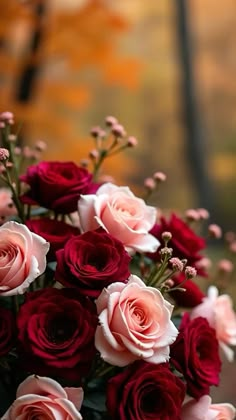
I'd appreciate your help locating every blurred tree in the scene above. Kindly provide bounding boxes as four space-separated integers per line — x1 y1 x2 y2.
176 0 216 215
0 0 140 182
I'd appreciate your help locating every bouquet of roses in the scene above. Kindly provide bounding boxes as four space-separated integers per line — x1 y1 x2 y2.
0 110 235 419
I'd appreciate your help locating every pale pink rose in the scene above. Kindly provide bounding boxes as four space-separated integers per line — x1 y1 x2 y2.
95 274 178 366
182 395 236 420
78 183 160 253
0 221 49 296
2 375 83 419
0 188 17 225
191 286 236 361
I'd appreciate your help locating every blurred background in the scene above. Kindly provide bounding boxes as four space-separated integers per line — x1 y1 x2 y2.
1 0 236 404
1 0 236 230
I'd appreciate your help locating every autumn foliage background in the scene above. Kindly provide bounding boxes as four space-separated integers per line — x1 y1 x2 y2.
1 0 236 402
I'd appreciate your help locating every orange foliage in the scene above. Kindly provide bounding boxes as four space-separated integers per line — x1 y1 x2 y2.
0 0 140 184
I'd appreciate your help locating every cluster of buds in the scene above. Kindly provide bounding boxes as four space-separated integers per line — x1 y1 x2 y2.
143 171 167 199
88 116 138 180
0 111 14 127
185 207 210 223
0 112 47 222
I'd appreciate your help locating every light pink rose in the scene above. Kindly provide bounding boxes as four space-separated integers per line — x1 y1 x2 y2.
0 188 17 225
95 274 178 366
78 183 160 253
191 286 236 361
2 375 83 419
0 221 49 296
182 395 236 420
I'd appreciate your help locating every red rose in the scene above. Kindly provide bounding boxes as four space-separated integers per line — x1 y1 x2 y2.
170 313 221 399
148 214 206 274
0 306 16 357
171 273 205 308
106 361 185 420
55 228 131 298
26 218 80 261
17 288 97 381
20 161 95 214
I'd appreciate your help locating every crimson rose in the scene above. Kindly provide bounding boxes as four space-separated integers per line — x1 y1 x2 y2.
171 273 205 308
20 161 95 214
170 313 221 399
148 214 206 273
106 361 185 420
17 288 97 381
26 218 80 261
0 306 16 357
55 228 131 298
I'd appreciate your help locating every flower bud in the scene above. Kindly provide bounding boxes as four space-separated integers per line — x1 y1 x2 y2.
127 136 138 147
111 123 126 138
89 149 99 160
197 208 210 220
161 231 172 243
169 257 184 272
105 116 118 126
0 111 14 124
185 266 197 279
90 126 103 138
208 224 222 239
217 259 234 273
34 140 47 152
159 247 173 258
0 148 9 161
153 171 166 182
185 209 200 222
144 177 156 190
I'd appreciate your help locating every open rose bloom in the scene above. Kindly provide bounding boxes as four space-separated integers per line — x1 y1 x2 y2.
0 114 236 419
182 395 236 420
2 375 83 419
95 274 178 366
0 221 49 296
78 183 160 254
191 286 236 361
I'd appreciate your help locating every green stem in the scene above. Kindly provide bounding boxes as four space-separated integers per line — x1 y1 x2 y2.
12 295 19 315
3 167 25 222
147 254 170 287
93 150 107 181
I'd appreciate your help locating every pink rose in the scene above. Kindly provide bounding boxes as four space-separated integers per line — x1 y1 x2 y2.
191 286 236 361
95 274 178 366
78 183 160 253
0 221 49 296
182 395 236 420
2 375 83 419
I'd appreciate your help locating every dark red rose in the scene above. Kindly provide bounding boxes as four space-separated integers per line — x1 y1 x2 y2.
0 306 16 357
55 228 131 298
20 161 96 214
17 288 97 381
170 273 205 308
26 218 80 261
170 313 221 399
106 361 185 420
148 214 206 274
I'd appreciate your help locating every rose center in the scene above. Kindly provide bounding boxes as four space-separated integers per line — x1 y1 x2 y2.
129 304 145 325
84 249 107 271
46 317 76 344
140 387 160 414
